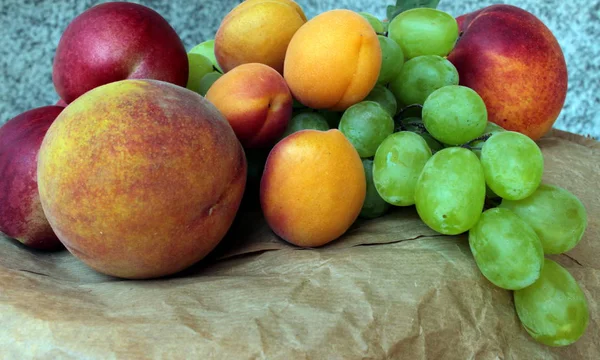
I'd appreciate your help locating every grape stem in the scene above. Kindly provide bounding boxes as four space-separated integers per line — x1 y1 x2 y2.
395 104 423 119
460 144 483 151
469 133 494 143
460 133 494 150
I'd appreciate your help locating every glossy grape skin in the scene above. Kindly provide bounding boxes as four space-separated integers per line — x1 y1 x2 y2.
468 208 544 290
389 55 459 107
359 12 385 34
373 131 432 206
198 71 222 96
281 112 329 138
422 85 488 145
481 131 544 200
388 8 458 59
377 35 405 85
338 101 394 158
360 159 391 219
188 39 222 73
469 122 506 198
471 121 506 157
514 259 589 347
415 147 486 235
186 53 214 94
500 184 588 254
400 117 444 152
364 84 397 116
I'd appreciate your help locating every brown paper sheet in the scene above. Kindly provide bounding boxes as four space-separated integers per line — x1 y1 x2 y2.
1 129 599 359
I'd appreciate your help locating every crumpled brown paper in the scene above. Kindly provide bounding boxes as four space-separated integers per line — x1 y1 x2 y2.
1 129 598 359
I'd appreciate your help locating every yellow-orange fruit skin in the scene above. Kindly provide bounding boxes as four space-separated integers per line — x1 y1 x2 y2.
37 79 247 279
283 9 382 111
260 129 366 247
215 0 307 73
448 5 568 140
205 63 293 149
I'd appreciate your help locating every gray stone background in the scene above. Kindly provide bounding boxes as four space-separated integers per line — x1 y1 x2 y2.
1 0 598 139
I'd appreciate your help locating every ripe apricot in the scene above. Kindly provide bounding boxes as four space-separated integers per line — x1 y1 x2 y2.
215 0 307 73
260 129 366 247
283 9 381 111
205 63 293 148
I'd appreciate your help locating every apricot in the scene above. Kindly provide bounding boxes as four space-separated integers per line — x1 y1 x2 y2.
283 9 382 111
37 79 247 279
260 129 366 247
215 0 307 73
205 63 293 148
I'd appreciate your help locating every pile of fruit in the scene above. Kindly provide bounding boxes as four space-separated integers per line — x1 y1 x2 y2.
0 0 590 348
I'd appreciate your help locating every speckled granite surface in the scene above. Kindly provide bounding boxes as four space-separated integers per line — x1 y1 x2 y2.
1 0 598 138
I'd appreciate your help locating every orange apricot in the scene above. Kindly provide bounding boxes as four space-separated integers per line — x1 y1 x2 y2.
260 129 366 247
283 9 382 111
215 0 307 73
205 63 293 149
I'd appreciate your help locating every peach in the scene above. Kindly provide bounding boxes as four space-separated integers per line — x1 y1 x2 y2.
260 129 366 247
37 79 247 279
0 106 64 250
215 0 307 73
283 9 382 111
205 63 293 148
447 5 567 140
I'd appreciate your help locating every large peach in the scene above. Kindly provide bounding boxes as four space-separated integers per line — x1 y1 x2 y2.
447 5 567 140
53 2 188 104
205 63 293 148
215 0 307 73
0 106 63 250
37 79 247 279
260 129 366 247
284 9 381 111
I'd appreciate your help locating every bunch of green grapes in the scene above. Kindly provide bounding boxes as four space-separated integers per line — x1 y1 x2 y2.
350 5 590 348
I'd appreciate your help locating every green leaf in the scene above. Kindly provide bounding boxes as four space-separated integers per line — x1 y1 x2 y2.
386 0 441 22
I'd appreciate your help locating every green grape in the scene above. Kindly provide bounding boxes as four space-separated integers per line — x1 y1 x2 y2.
415 147 486 235
188 39 222 73
373 132 432 206
198 71 222 96
389 55 459 107
420 133 444 153
481 131 544 200
282 112 329 138
470 122 506 198
377 35 405 85
388 8 459 59
338 101 394 158
422 85 488 145
468 208 544 290
186 53 213 94
318 109 342 128
359 12 386 34
471 121 506 157
514 258 589 347
399 118 444 152
360 159 391 218
482 121 506 135
500 184 587 254
364 84 397 116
